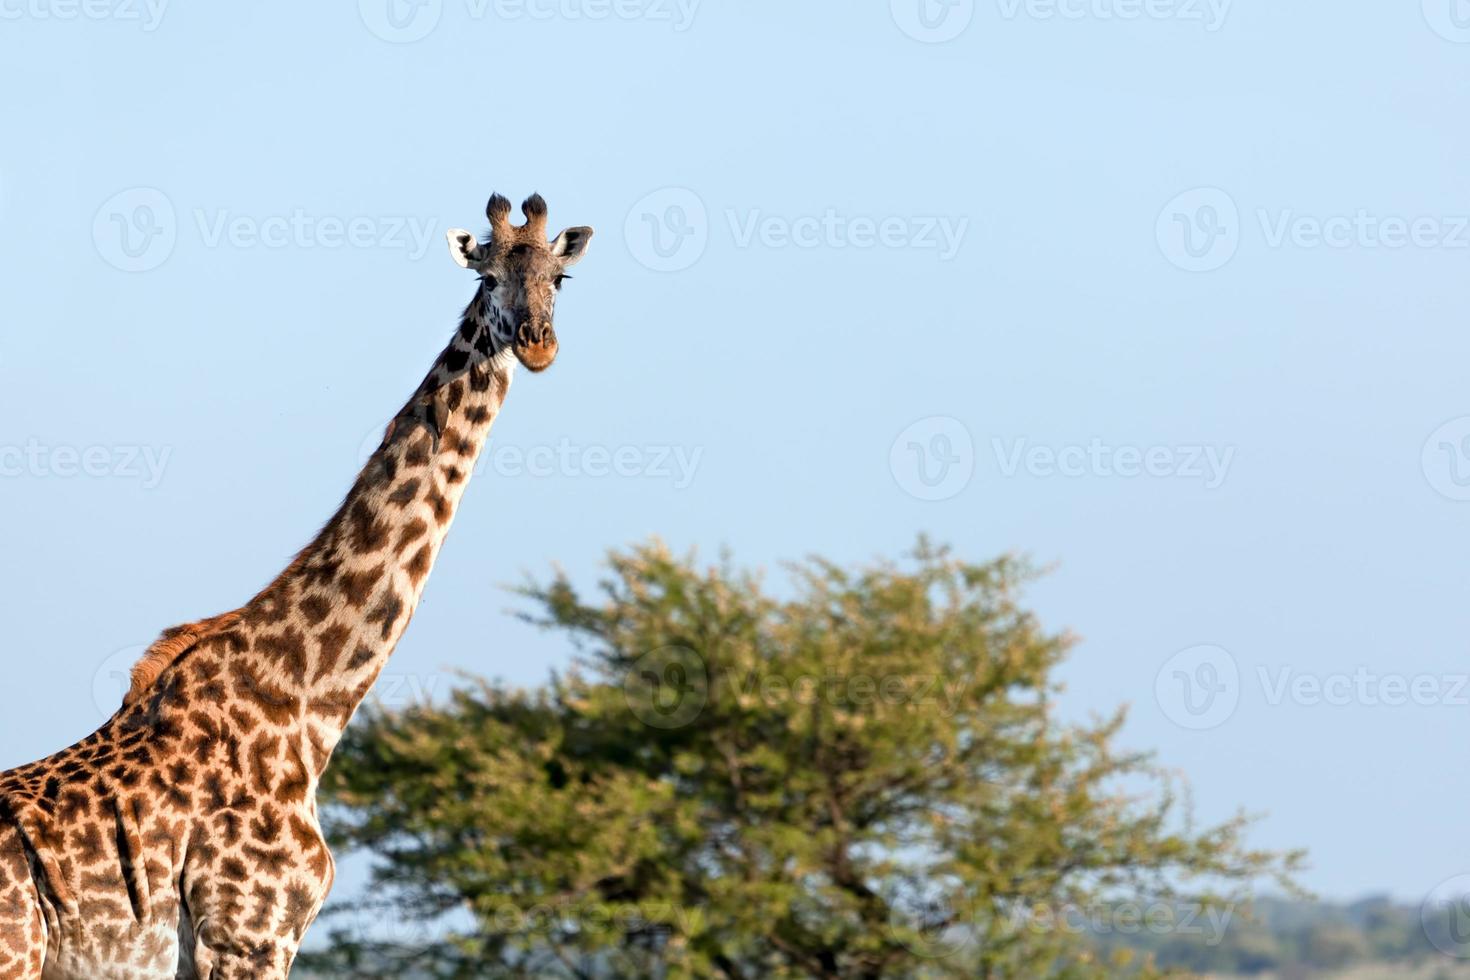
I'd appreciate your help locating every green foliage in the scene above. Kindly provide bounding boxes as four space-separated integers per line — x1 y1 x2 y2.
303 541 1300 978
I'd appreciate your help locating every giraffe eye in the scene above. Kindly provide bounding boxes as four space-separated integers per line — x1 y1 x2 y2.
554 274 571 290
481 275 499 291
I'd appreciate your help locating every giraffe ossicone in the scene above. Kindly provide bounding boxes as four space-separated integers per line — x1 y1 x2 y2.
0 192 592 979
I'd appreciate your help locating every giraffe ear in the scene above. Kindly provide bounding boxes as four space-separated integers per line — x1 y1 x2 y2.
447 229 484 269
550 226 594 267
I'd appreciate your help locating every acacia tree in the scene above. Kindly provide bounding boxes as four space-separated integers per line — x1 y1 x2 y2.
302 541 1299 978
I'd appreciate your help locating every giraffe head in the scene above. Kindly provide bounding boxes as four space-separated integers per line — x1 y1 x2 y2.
447 193 593 373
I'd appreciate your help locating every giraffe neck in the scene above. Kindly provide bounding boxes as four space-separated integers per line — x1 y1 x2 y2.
226 289 515 780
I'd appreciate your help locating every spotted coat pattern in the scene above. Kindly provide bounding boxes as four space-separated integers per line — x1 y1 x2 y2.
0 194 593 979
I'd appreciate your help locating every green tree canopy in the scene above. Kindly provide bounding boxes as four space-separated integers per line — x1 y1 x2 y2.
304 541 1300 978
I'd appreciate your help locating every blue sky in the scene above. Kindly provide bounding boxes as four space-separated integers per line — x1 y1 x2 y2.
3 0 1470 918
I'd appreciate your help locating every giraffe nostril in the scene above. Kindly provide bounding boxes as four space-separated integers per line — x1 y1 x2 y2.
516 323 554 349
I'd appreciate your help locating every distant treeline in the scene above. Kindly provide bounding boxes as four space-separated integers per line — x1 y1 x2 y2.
1093 894 1467 975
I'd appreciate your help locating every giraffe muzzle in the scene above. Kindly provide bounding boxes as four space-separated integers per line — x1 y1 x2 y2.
514 323 559 372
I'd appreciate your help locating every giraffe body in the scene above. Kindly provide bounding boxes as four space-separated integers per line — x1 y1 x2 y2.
0 195 593 978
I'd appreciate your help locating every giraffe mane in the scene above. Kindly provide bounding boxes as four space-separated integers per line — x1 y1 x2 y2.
123 610 244 707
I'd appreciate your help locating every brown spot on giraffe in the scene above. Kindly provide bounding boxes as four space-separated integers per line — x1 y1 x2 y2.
311 624 352 684
297 593 332 626
337 563 384 609
396 518 430 554
346 498 391 554
386 478 421 506
405 543 433 586
425 488 454 525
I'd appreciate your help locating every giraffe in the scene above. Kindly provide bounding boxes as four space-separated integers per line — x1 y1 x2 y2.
0 193 593 979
